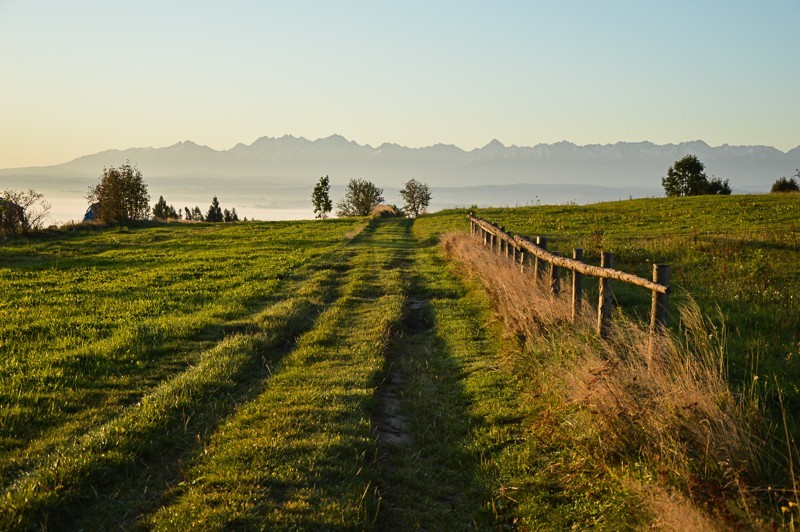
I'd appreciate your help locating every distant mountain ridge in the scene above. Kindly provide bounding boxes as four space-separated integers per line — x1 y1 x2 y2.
3 135 799 191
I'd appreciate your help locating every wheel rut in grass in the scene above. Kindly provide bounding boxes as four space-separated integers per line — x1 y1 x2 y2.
0 244 357 530
145 217 409 529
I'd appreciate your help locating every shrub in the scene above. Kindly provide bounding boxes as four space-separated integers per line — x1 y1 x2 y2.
87 162 150 223
771 173 800 193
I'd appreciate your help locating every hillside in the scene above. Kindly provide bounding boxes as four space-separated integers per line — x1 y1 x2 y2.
1 194 798 528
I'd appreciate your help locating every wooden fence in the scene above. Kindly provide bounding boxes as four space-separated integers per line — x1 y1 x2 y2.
467 213 670 344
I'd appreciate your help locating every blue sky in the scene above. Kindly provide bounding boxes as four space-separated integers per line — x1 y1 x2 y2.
1 0 798 168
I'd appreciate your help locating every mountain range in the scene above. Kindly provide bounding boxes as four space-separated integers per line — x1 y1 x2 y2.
3 135 799 190
2 135 798 223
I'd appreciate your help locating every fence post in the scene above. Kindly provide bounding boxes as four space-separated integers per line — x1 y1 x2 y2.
500 227 506 256
648 264 670 357
519 237 527 273
597 252 614 337
534 236 548 284
550 252 560 297
572 248 583 322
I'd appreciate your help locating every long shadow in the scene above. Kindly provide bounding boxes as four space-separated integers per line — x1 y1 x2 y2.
14 247 357 530
0 222 359 485
373 219 493 528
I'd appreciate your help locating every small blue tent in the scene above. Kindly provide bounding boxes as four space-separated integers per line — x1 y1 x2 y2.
84 203 100 222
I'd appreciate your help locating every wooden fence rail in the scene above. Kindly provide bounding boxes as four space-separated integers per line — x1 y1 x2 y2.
467 213 670 345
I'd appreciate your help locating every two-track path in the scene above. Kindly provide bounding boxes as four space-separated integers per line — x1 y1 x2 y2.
3 217 528 529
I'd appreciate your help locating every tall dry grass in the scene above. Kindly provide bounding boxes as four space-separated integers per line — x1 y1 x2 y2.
441 232 771 525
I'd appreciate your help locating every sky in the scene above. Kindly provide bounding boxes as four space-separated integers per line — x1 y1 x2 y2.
1 0 798 169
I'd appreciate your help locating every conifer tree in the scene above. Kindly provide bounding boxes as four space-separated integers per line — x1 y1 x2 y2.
206 196 223 222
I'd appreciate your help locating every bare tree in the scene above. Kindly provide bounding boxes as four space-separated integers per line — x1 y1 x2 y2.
1 189 51 233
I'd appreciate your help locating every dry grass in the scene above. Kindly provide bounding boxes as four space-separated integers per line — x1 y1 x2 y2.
441 232 765 526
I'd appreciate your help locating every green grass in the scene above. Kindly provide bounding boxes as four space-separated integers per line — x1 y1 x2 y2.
1 193 797 527
446 195 800 401
0 219 363 527
427 194 800 521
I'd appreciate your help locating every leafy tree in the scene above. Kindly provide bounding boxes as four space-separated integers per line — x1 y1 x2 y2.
192 206 204 221
662 155 708 197
223 208 232 223
312 175 333 219
771 170 800 193
231 208 239 222
399 178 432 217
184 206 192 220
1 189 51 234
87 161 150 223
206 196 224 222
661 155 730 197
336 179 384 217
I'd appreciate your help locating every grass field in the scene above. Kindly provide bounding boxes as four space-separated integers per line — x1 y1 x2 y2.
1 194 798 528
459 195 800 411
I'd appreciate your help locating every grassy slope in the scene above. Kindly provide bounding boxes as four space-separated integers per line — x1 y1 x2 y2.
3 193 795 527
0 219 364 528
425 194 800 523
437 195 800 404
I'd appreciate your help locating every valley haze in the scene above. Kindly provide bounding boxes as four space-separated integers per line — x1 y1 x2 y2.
2 135 798 224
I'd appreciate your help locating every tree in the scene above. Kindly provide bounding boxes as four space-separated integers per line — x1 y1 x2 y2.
0 189 51 234
771 170 800 193
184 207 192 220
206 196 224 222
661 155 731 197
336 179 384 217
312 175 333 219
399 179 432 217
223 208 232 223
153 196 178 220
230 208 239 222
192 206 204 221
87 161 150 223
662 155 709 197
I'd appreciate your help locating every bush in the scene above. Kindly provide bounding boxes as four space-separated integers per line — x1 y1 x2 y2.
370 204 400 218
771 173 800 193
87 162 150 223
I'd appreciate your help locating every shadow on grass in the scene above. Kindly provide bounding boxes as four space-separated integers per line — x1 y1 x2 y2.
11 254 354 530
373 219 493 528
